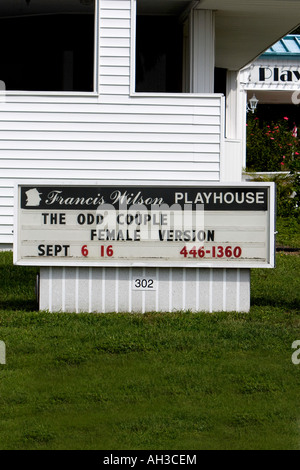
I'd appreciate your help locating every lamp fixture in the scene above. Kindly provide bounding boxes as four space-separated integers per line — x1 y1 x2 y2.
247 94 259 113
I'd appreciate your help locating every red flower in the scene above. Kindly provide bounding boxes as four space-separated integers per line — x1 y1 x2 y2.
283 117 289 120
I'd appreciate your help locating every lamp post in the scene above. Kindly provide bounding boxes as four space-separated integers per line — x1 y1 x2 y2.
247 94 259 113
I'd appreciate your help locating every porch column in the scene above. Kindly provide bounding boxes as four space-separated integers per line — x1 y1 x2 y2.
190 9 215 93
221 70 247 182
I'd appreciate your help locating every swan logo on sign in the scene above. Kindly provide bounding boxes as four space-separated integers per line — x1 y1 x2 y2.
25 188 42 207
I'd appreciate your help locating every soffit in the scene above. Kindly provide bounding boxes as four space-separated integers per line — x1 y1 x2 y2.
138 0 300 70
198 0 300 69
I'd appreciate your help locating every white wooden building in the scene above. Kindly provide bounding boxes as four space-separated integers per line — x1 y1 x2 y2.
1 0 300 312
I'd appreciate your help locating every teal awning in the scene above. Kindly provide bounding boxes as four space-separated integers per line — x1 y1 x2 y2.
262 35 300 59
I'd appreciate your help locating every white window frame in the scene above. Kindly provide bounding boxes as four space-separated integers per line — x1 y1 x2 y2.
130 0 138 95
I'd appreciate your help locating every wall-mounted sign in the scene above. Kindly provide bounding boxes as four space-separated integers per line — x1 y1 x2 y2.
14 182 276 268
258 66 300 83
243 65 300 88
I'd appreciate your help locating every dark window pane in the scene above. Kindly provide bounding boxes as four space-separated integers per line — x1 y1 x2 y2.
136 16 183 93
0 14 94 92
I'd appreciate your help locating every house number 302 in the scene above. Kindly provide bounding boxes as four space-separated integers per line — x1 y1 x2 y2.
133 278 156 291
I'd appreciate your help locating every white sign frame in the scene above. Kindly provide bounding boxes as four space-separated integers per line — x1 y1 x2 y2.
14 181 276 269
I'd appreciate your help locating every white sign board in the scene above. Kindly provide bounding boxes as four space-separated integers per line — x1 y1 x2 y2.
14 182 276 268
241 64 300 90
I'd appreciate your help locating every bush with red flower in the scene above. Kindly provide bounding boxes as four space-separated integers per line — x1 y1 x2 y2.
246 114 300 218
246 114 299 172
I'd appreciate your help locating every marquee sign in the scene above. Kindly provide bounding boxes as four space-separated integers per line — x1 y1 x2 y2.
14 182 276 268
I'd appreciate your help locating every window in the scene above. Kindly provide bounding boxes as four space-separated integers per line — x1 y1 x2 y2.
135 15 184 93
0 0 95 92
135 1 192 93
134 1 226 95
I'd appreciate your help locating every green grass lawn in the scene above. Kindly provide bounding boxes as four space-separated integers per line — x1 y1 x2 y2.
276 217 300 249
0 249 299 450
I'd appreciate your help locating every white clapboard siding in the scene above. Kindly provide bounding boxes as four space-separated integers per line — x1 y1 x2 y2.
0 97 222 111
0 204 12 213
0 0 224 246
99 0 130 95
0 150 220 162
0 216 13 227
0 131 221 143
100 48 129 58
2 159 220 172
0 183 13 243
0 113 220 125
0 186 12 198
100 56 130 66
0 140 221 153
1 169 220 181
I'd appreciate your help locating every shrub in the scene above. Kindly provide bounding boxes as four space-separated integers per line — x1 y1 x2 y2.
248 173 299 219
246 114 299 172
246 114 299 219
